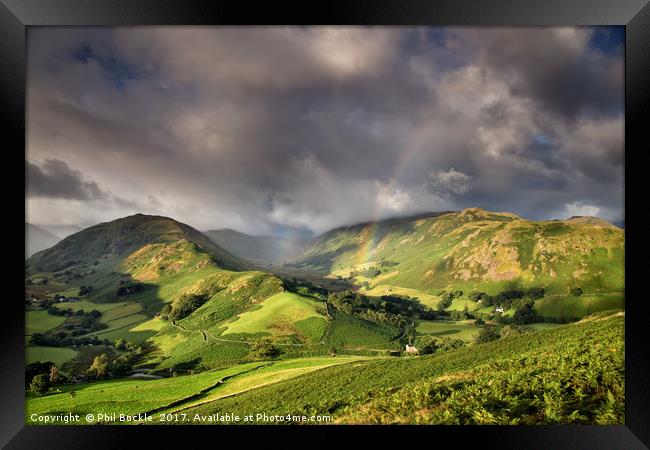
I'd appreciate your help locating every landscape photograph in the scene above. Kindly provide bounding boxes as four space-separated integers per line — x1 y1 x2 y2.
25 26 624 425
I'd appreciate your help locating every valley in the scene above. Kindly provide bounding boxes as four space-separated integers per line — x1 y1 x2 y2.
24 208 625 425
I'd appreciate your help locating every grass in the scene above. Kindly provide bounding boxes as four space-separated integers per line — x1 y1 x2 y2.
178 312 623 424
534 294 624 319
415 319 479 342
296 209 624 300
26 310 66 335
364 285 439 309
26 346 79 367
26 356 366 424
222 292 327 339
26 362 267 424
161 356 365 414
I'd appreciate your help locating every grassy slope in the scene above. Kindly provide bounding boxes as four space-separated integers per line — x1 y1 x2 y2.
296 208 624 298
26 356 362 424
222 292 327 338
178 312 623 424
25 215 313 371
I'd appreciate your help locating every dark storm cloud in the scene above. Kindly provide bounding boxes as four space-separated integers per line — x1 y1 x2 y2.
26 27 624 233
27 159 138 209
27 159 108 201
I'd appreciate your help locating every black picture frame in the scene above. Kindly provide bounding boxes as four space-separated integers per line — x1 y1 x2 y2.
2 0 648 448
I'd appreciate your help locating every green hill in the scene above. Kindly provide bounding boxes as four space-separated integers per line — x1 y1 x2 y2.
295 208 625 297
26 312 623 425
27 214 251 274
180 311 624 425
25 214 400 373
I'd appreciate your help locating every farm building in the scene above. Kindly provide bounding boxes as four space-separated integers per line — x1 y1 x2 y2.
405 345 419 355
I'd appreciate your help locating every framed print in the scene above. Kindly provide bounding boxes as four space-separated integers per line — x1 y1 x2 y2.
2 0 649 448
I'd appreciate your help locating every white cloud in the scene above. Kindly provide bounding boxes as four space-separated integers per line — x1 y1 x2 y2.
426 169 471 199
375 182 416 212
563 201 601 218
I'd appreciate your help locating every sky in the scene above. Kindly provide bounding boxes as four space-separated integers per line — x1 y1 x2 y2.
26 26 624 237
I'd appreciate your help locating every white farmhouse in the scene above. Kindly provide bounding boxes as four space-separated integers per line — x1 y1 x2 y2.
405 345 419 355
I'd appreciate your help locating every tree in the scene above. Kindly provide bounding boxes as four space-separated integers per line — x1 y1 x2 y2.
415 335 440 355
87 354 109 379
474 317 486 327
25 361 54 385
500 325 527 339
475 326 500 344
30 374 50 395
512 301 538 325
571 287 583 297
79 285 93 296
436 294 453 312
251 338 281 359
49 365 60 385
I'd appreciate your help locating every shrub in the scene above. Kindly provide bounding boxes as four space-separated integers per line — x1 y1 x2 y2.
475 326 500 344
30 374 50 395
251 338 281 359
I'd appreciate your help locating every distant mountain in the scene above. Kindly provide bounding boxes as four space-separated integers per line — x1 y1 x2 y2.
203 228 309 264
27 213 251 275
25 223 61 258
295 207 625 295
37 224 85 239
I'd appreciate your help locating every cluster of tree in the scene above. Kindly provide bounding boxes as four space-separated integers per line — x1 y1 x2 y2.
250 338 281 360
328 291 435 328
45 307 106 335
469 287 545 309
78 285 94 296
85 339 143 380
30 332 108 348
350 267 381 278
377 259 399 268
448 309 471 321
117 281 145 297
411 335 465 356
27 360 70 395
474 324 529 344
47 307 101 318
284 279 328 301
436 290 462 311
25 361 58 386
493 300 541 325
160 294 209 321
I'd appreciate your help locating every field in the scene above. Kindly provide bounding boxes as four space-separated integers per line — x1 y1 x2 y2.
26 346 79 367
415 319 480 342
26 310 66 335
534 294 624 319
178 312 624 425
223 292 327 339
364 285 440 308
26 356 363 424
